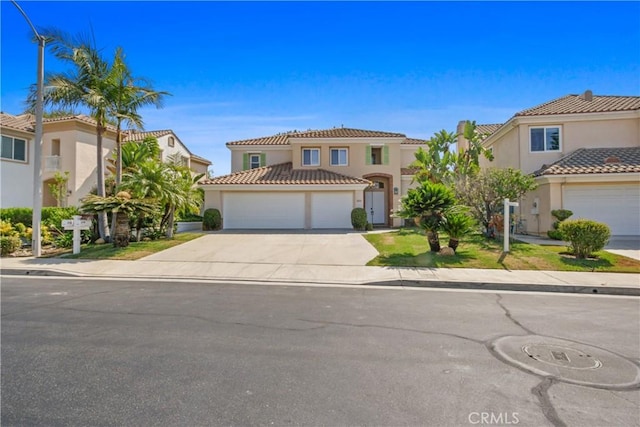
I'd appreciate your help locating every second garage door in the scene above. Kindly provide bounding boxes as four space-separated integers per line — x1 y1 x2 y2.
311 192 353 229
563 184 640 235
223 192 305 229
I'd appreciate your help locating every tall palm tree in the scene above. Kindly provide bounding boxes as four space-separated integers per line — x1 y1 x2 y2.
109 48 169 186
27 29 114 241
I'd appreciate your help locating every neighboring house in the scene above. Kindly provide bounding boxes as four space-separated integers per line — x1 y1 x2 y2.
0 112 211 209
122 129 211 177
200 127 428 229
457 91 640 236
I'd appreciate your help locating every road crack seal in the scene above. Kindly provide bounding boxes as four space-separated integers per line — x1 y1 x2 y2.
532 377 567 427
298 318 484 344
495 294 535 334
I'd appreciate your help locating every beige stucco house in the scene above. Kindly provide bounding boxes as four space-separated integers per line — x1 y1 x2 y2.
200 127 428 229
0 113 211 209
457 91 640 236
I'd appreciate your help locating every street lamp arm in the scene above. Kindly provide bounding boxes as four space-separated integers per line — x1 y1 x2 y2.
10 0 44 41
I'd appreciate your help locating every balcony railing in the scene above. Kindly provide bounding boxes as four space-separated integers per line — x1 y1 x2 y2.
45 155 61 172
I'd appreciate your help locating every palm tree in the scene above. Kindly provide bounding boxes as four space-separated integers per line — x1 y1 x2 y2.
109 48 169 186
397 181 456 252
28 29 114 241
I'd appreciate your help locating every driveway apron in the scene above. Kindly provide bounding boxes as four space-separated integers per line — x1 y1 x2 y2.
141 231 379 266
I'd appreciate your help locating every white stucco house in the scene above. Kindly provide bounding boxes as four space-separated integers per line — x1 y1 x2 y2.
0 112 211 209
200 127 428 229
457 91 640 236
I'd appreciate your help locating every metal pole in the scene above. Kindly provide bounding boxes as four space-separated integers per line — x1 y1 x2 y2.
11 0 44 256
31 37 45 257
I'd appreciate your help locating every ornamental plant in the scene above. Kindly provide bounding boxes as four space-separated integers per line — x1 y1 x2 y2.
351 208 367 230
558 219 611 259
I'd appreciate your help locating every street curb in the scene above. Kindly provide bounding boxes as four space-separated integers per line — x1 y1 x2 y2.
2 268 638 296
371 280 640 296
1 269 79 277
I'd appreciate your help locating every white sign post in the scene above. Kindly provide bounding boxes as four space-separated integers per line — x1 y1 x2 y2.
503 199 519 253
62 215 91 254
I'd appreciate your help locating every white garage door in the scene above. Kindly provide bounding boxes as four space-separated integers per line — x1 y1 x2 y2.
223 192 305 229
311 192 353 229
564 185 640 235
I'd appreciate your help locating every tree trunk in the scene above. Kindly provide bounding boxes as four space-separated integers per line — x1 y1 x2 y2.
426 230 441 252
96 123 111 242
113 212 130 248
448 238 459 253
165 208 175 239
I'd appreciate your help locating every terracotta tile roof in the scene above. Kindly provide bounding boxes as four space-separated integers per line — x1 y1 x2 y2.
289 127 406 139
226 133 294 146
516 93 640 116
200 162 371 186
0 113 34 132
41 114 118 131
226 127 407 146
534 147 640 176
403 138 428 145
122 129 173 142
475 124 502 137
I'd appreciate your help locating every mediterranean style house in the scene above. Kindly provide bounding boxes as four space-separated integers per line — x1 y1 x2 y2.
200 127 428 229
0 112 211 209
457 91 640 236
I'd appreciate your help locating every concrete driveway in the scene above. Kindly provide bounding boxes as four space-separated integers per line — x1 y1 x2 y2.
143 230 379 266
605 236 640 261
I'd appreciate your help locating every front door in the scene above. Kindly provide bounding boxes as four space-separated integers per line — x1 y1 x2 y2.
364 191 385 225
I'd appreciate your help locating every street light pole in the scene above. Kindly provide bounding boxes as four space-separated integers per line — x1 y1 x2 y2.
11 0 45 257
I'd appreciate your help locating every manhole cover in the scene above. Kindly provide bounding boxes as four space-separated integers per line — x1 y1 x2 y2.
490 335 640 389
523 344 603 370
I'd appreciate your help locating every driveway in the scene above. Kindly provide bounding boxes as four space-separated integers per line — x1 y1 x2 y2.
143 230 379 266
605 236 640 261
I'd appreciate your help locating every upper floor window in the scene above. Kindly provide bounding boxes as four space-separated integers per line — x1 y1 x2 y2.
302 148 320 166
243 152 265 170
366 145 389 165
249 154 261 169
168 136 175 147
1 135 27 162
51 139 61 156
330 148 348 166
530 126 561 152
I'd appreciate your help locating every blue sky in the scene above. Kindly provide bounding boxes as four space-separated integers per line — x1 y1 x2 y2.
2 1 639 175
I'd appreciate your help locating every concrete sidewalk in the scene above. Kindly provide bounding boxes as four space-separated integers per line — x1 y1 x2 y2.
1 256 638 296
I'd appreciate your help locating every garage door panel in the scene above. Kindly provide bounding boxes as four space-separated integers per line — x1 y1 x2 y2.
223 192 305 229
564 185 640 235
311 192 353 229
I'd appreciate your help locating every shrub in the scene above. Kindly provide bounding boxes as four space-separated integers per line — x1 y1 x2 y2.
0 207 33 226
176 213 203 222
558 219 611 259
1 235 21 256
547 209 573 240
365 222 374 231
42 207 81 231
203 208 222 231
54 231 74 249
0 220 17 237
351 208 367 230
442 210 476 252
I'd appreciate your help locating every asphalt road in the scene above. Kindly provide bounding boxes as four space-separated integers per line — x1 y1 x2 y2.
2 277 639 427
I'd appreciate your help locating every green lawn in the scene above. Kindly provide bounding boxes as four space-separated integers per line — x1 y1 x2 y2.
364 228 640 273
60 232 204 260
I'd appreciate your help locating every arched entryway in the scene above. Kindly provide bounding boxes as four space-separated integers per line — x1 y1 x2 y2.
363 173 393 226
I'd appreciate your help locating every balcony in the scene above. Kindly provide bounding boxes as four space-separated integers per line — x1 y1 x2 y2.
45 155 61 172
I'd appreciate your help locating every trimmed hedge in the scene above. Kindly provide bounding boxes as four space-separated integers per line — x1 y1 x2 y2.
0 207 80 229
203 208 222 230
351 208 367 230
558 219 611 259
